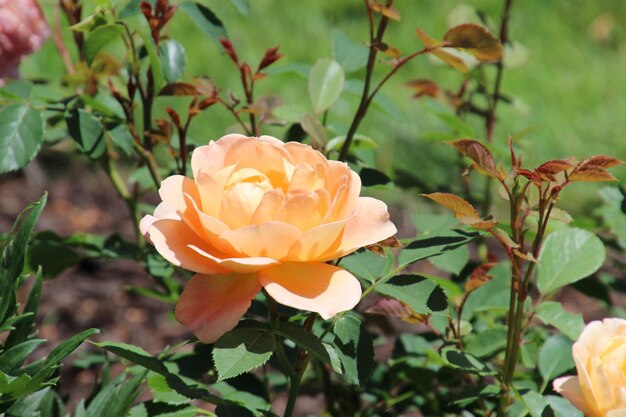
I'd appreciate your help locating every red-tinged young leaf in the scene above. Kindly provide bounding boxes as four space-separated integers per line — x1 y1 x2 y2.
198 97 219 110
569 165 618 182
422 193 480 220
366 298 429 324
459 216 497 230
193 77 218 97
465 262 496 292
536 159 573 175
450 139 498 178
374 42 401 59
443 24 504 61
513 249 538 262
405 79 440 98
369 2 401 21
159 82 200 96
517 168 541 185
580 155 624 169
219 38 238 63
416 28 468 73
491 228 519 249
366 236 402 254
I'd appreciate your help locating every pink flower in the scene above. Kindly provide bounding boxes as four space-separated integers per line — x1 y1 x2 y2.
0 0 50 82
141 134 397 343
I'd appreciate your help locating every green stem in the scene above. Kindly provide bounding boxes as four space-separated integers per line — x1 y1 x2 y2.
101 156 144 248
283 313 316 417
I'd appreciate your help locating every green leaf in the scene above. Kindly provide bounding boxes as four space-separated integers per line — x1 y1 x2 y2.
441 348 496 376
308 58 345 114
95 341 222 403
6 387 52 416
463 327 507 358
0 104 44 174
428 244 469 275
545 395 584 417
376 274 448 315
536 228 605 294
340 250 388 283
139 32 165 92
178 2 227 46
148 373 189 406
332 313 374 385
538 335 574 381
398 229 481 268
0 339 46 374
521 391 555 417
44 328 100 370
213 328 275 381
332 29 368 73
535 302 585 340
214 404 256 417
107 124 134 157
6 270 42 348
300 113 327 149
0 194 47 322
275 324 330 365
84 23 124 64
228 0 249 15
160 40 187 84
65 110 107 160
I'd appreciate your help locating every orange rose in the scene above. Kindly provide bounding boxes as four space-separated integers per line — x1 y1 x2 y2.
553 318 626 417
0 0 49 83
141 134 397 342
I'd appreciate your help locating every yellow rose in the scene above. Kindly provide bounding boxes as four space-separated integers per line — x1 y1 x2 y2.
140 134 397 343
554 318 626 417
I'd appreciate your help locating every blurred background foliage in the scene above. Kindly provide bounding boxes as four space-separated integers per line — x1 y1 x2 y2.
26 0 626 216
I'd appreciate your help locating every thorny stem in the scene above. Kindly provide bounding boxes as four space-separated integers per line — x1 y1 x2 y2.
338 0 392 161
497 184 551 417
483 0 515 216
218 98 252 136
283 313 316 417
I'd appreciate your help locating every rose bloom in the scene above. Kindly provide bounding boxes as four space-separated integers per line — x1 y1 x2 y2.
141 134 397 343
0 0 50 83
554 318 626 417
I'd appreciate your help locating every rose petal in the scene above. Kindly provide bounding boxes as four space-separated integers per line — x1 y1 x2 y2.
259 262 362 319
277 191 328 231
322 196 397 260
219 221 302 260
146 219 227 274
553 376 595 416
286 218 347 261
219 182 269 229
223 138 293 186
251 188 285 224
188 245 279 273
191 134 247 178
175 273 261 343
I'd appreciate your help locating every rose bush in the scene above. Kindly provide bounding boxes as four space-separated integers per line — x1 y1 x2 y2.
0 0 49 83
554 318 626 417
141 134 397 342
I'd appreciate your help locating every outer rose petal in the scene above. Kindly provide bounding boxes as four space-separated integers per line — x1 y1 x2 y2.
259 263 361 319
175 273 261 343
191 134 246 177
146 219 226 274
321 196 397 261
553 376 595 416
